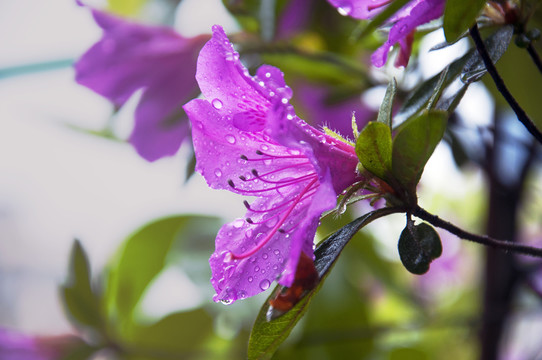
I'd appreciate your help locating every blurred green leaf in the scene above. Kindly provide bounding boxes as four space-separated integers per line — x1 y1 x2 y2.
443 0 486 42
356 122 393 180
398 223 442 275
107 0 148 16
61 240 104 332
105 216 219 330
377 78 397 127
392 111 447 191
247 207 403 360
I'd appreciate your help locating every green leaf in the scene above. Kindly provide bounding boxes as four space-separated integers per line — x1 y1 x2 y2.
105 216 219 329
395 51 472 125
377 78 397 128
426 67 449 110
61 240 104 331
443 0 486 42
398 223 442 275
392 111 447 190
107 0 148 16
356 122 393 179
461 25 514 83
357 0 411 40
247 207 404 360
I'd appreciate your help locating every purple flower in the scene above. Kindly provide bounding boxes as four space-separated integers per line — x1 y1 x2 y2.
328 0 446 67
0 328 77 360
183 26 364 303
75 5 209 161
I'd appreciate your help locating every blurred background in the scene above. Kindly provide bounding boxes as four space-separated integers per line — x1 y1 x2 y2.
1 0 542 359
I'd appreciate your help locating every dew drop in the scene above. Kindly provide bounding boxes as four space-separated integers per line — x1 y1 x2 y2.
265 72 271 78
259 279 271 290
215 169 222 177
260 144 269 151
286 114 294 120
248 276 253 283
245 229 253 238
225 134 236 144
274 249 281 255
281 97 288 104
212 98 223 109
337 4 352 16
288 149 301 156
234 219 245 228
262 253 268 260
238 290 247 299
273 264 278 270
221 299 233 305
254 265 260 272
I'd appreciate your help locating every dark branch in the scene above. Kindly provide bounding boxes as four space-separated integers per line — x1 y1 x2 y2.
412 206 542 258
469 24 542 145
527 43 542 75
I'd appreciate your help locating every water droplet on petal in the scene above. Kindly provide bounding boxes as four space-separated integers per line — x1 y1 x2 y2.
337 5 352 16
259 279 271 290
225 134 236 144
265 72 271 78
234 219 245 228
254 265 260 272
262 253 268 260
274 249 281 255
212 98 223 109
215 169 222 177
221 299 233 305
260 144 269 151
281 97 288 104
248 276 254 283
238 290 247 299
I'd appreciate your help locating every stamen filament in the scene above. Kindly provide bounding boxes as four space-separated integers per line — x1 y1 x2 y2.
228 177 319 260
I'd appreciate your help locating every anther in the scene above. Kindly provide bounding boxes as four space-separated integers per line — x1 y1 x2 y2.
243 200 251 209
246 218 254 224
277 229 286 234
255 150 264 155
228 179 235 188
252 169 259 176
239 175 247 181
240 155 248 160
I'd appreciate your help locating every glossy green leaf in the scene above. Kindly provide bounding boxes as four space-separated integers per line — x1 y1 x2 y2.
392 111 447 190
377 78 397 128
398 223 442 275
105 216 218 329
356 122 393 179
395 50 472 125
247 207 404 360
107 0 147 16
443 0 486 42
461 25 514 83
61 240 104 331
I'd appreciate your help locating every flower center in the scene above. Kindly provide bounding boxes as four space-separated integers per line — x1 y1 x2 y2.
225 148 320 261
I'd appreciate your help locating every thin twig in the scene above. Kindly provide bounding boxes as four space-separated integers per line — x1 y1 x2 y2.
469 24 542 145
412 206 542 258
527 43 542 74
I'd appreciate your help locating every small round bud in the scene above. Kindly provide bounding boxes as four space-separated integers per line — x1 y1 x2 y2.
515 34 530 48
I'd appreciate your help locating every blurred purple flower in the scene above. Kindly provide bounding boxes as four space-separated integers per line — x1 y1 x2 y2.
75 5 209 161
0 328 77 360
294 82 374 138
328 0 445 67
183 26 365 303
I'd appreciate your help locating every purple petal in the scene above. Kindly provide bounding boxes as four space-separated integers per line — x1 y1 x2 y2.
75 7 209 160
371 0 445 67
327 0 391 19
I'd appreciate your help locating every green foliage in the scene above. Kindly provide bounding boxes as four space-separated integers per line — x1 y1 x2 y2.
392 111 447 193
61 240 104 333
356 122 393 180
377 79 397 127
248 208 404 360
398 223 442 275
443 0 486 42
